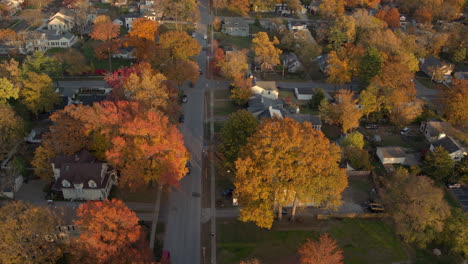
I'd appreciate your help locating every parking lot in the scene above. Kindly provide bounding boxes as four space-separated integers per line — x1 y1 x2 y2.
451 187 468 212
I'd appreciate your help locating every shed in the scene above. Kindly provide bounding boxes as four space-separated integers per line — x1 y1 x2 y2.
294 87 313 100
376 147 406 165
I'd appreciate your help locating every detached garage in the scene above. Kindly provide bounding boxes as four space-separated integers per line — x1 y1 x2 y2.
376 147 406 165
294 88 313 100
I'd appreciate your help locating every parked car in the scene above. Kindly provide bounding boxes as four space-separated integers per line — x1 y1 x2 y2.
186 161 192 174
192 32 196 38
365 124 379 129
203 34 207 40
448 183 461 189
189 82 194 88
179 114 185 123
199 68 203 75
400 127 409 135
181 94 188 103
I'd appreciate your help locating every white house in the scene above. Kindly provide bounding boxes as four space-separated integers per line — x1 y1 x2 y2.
294 88 313 100
51 150 118 200
430 136 466 161
251 81 279 100
376 147 406 165
47 9 76 32
43 30 77 49
112 47 136 59
112 18 123 26
124 14 142 28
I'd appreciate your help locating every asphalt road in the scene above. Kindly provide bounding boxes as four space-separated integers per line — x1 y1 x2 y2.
162 1 210 262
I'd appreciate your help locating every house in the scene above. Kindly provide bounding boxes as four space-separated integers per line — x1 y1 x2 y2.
316 54 329 73
420 120 452 142
288 21 307 31
47 9 76 32
51 150 118 200
0 0 21 16
251 81 279 100
222 18 249 37
112 47 136 59
376 147 406 164
294 88 313 100
124 13 142 28
71 87 112 106
420 56 455 82
112 18 123 26
430 136 466 161
248 94 284 118
287 114 322 130
283 52 303 73
43 30 78 49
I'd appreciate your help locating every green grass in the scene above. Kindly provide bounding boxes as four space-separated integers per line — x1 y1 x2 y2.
218 219 408 264
111 185 156 203
214 100 240 116
413 248 463 264
348 177 372 193
81 39 133 71
214 89 231 99
379 135 426 151
214 33 252 50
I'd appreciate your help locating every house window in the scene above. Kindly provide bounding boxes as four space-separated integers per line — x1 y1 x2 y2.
61 42 67 46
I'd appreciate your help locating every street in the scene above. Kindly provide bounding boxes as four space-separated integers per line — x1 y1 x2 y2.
162 0 211 262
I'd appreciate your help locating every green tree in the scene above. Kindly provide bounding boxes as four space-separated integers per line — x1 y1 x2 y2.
309 88 325 110
381 168 451 247
21 51 60 77
221 110 259 170
453 155 468 184
328 15 356 51
423 146 454 183
0 77 19 101
451 47 466 64
341 131 364 149
0 201 62 264
438 208 468 257
344 146 372 170
235 118 347 228
359 46 382 87
20 72 60 115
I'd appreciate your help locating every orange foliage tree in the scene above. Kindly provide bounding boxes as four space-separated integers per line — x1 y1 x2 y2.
71 101 190 187
73 199 152 263
229 0 250 16
298 233 344 264
90 16 121 71
127 17 159 60
235 118 347 228
414 7 433 24
159 30 201 62
375 8 400 28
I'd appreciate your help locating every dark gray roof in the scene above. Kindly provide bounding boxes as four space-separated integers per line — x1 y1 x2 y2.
377 147 406 158
53 163 114 190
52 150 95 169
79 94 107 106
296 88 314 94
431 136 464 154
247 95 283 115
287 114 322 125
421 56 454 75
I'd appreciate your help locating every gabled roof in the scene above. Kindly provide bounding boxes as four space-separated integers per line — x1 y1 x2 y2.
431 136 464 154
247 94 283 115
287 114 322 126
223 18 249 28
253 81 278 92
425 121 451 138
377 147 406 158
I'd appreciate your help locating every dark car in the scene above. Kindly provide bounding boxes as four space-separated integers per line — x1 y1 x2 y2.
189 82 194 88
222 188 234 197
186 161 192 174
199 68 203 75
179 114 185 123
181 94 188 103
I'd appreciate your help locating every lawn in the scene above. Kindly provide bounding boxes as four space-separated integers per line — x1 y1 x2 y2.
81 39 133 71
214 33 252 50
214 100 241 116
218 219 408 264
379 134 426 151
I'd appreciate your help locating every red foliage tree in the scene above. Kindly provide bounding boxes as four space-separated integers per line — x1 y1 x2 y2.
73 199 144 263
414 7 433 24
298 233 344 264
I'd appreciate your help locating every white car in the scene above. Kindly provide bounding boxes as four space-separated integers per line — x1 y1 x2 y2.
400 127 409 135
192 32 196 38
448 183 461 189
203 34 207 40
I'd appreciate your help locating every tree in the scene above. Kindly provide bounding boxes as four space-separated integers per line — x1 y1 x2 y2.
423 146 454 183
341 131 364 149
298 233 344 264
127 17 159 60
441 79 468 126
220 110 259 170
252 32 282 71
20 72 60 115
328 15 356 51
19 9 44 27
122 65 170 111
319 0 344 20
344 146 372 170
159 30 201 62
22 51 60 77
321 90 362 133
0 77 19 101
72 101 190 187
451 47 466 64
381 168 451 247
230 79 253 106
73 199 142 264
0 103 24 154
0 201 62 264
240 259 261 264
229 0 250 16
90 17 120 72
438 208 468 257
414 7 433 24
453 155 468 184
54 49 90 76
235 118 347 228
359 85 381 119
163 59 199 89
384 89 423 128
326 50 351 89
218 50 249 81
359 46 382 86
384 8 401 28
309 88 325 110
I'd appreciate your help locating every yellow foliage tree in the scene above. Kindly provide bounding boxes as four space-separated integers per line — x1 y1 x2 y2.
235 118 347 229
252 32 282 71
